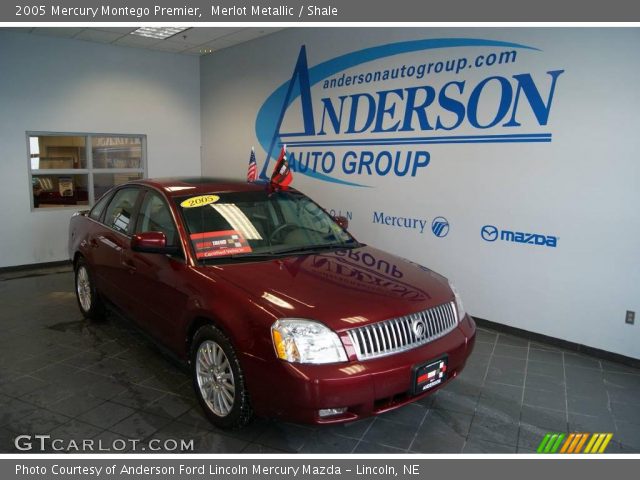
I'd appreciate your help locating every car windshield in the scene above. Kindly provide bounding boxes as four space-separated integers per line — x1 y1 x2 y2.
176 189 358 262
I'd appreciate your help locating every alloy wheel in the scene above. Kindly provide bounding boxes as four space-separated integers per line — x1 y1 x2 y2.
76 265 92 312
196 340 236 417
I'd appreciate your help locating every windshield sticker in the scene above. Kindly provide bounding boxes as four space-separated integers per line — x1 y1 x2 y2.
190 230 253 259
180 195 220 208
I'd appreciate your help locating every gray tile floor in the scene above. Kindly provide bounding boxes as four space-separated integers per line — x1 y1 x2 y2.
1 269 639 453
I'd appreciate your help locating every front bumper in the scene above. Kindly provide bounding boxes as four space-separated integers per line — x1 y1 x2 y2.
247 315 476 424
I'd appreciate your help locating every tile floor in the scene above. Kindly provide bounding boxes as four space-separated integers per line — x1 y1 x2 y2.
1 269 639 453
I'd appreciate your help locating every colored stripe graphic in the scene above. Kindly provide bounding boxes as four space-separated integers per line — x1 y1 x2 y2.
597 434 613 453
574 433 589 453
538 433 566 453
550 434 565 453
559 433 575 453
584 434 598 453
585 433 613 453
538 433 614 453
537 433 552 453
591 434 606 453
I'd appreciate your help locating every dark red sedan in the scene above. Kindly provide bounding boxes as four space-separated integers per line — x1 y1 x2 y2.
68 177 476 428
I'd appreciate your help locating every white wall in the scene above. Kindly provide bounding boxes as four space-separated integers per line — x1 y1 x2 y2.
200 28 640 358
0 31 201 268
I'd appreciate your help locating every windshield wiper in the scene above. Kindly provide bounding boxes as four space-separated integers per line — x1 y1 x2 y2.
229 252 284 259
226 246 336 259
268 241 361 256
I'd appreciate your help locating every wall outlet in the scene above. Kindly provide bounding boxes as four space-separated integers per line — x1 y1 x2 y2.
626 310 635 325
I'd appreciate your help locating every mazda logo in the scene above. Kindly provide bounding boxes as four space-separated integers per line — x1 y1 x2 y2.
431 217 449 238
412 319 426 338
481 225 499 242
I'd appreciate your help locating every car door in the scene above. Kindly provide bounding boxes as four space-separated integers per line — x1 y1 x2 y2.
92 186 142 311
122 188 190 347
80 190 113 294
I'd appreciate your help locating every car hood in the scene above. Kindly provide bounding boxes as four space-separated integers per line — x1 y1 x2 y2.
198 245 454 331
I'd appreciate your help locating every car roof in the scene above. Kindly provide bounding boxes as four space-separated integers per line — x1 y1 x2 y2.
130 177 292 198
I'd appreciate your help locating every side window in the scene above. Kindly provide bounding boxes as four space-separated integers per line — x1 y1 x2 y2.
104 188 139 235
135 191 178 246
89 192 112 222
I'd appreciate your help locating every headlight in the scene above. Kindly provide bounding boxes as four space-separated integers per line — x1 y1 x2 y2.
271 318 347 364
448 280 466 322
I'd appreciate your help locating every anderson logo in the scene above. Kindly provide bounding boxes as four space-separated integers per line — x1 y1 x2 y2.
255 38 565 187
481 224 558 248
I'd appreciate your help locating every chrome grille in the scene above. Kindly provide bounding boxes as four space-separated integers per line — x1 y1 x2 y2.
346 302 458 361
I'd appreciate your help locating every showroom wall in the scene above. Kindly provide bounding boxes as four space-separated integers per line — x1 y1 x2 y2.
200 28 640 358
0 30 201 268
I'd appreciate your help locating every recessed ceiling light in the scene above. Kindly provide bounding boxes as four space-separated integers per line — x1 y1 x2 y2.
130 27 188 40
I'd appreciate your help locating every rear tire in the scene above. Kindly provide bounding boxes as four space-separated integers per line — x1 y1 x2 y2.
74 257 104 320
191 325 253 429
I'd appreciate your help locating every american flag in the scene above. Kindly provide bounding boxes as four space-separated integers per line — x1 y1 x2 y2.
247 147 257 182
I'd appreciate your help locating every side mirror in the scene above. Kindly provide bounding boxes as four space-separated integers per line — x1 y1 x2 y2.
131 231 177 254
334 215 349 230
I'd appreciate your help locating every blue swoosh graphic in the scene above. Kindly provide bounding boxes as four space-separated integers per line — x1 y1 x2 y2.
255 38 539 187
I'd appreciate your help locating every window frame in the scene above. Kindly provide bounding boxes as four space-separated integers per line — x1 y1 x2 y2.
27 131 147 212
102 186 144 237
135 189 179 246
135 188 186 260
88 189 115 223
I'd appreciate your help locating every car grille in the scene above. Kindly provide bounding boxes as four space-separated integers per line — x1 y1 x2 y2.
346 302 458 361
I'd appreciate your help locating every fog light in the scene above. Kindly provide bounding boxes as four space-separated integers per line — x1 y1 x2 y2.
318 407 347 418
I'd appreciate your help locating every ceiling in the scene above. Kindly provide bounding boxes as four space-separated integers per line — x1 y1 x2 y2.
2 27 285 55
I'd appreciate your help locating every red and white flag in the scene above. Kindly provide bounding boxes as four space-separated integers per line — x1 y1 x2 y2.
270 145 293 187
247 147 257 182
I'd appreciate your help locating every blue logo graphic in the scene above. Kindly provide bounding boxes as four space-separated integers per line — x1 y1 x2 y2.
431 217 450 237
481 224 558 248
481 225 499 242
254 38 565 187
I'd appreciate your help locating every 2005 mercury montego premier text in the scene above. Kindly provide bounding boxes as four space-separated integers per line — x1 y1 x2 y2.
68 177 475 428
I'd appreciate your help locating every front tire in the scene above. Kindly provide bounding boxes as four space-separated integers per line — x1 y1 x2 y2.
74 257 104 320
191 325 253 429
